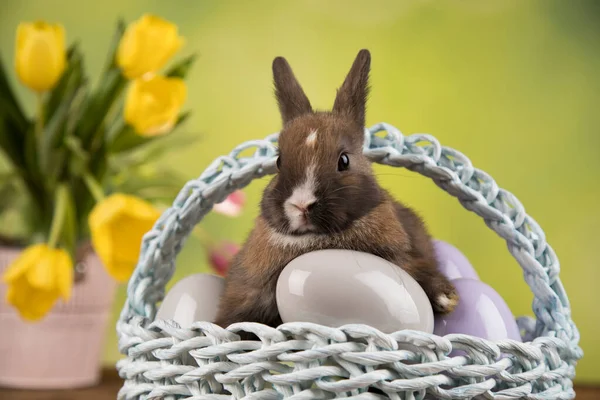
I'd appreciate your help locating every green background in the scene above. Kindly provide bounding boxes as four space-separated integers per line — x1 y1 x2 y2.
1 0 599 384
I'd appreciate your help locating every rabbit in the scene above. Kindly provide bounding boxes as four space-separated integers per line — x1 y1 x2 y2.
214 49 458 331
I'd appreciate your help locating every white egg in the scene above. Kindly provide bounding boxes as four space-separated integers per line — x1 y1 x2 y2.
156 273 225 328
276 249 434 334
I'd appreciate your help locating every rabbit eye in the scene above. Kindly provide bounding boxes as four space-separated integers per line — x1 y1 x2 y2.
338 153 350 171
276 156 281 170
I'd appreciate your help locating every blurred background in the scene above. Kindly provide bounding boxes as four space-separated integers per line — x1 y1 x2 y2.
1 0 598 385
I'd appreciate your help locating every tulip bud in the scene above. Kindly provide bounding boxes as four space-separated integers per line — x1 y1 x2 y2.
117 14 184 80
123 75 187 136
3 244 73 321
14 21 66 92
88 193 161 282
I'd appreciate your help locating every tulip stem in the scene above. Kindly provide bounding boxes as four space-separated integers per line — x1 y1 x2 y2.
82 171 105 203
48 184 69 248
35 93 44 139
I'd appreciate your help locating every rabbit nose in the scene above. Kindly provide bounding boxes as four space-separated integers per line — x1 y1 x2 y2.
291 200 316 213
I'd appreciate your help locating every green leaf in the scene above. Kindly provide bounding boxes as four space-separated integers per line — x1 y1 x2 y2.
165 54 198 79
108 111 192 153
0 108 27 171
75 19 127 149
90 133 108 175
65 136 89 163
0 93 29 136
45 148 67 190
61 185 78 258
65 137 90 192
0 175 40 243
71 139 108 234
106 123 138 152
76 68 127 147
0 55 29 172
40 73 86 173
0 172 20 211
41 88 86 170
0 55 28 132
23 123 41 185
65 80 89 139
44 43 85 123
100 19 126 75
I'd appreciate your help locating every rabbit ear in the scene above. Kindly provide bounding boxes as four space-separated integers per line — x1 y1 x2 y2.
272 56 313 125
332 49 371 128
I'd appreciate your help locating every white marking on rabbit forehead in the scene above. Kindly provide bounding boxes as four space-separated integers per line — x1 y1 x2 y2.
305 129 318 146
292 165 317 204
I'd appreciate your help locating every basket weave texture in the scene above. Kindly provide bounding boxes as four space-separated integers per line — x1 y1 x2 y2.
115 123 582 399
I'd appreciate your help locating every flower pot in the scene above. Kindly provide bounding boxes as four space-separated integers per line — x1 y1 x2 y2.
0 243 117 389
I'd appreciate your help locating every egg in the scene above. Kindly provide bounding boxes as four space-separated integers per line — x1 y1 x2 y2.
156 273 225 328
432 239 480 281
276 249 434 333
433 278 521 342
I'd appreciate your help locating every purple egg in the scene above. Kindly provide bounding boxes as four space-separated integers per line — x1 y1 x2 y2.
433 278 521 342
433 239 479 281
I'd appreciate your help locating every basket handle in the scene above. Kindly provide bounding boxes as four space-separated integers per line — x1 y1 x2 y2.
117 123 579 347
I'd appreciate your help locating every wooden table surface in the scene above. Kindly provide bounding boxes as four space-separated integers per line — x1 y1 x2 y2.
0 369 598 399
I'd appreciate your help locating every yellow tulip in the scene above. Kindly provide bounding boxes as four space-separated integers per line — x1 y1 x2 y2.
89 193 161 282
116 14 184 79
2 244 73 321
124 75 187 136
14 21 66 92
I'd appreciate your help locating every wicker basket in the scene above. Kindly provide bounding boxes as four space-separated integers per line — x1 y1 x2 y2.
115 123 582 399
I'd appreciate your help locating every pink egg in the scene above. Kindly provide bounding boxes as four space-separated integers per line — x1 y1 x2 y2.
433 239 480 281
433 278 521 342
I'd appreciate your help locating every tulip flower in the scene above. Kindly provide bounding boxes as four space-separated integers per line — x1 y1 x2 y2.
14 21 66 92
88 193 161 282
116 14 184 80
3 244 73 321
124 75 187 136
213 190 246 217
208 241 240 276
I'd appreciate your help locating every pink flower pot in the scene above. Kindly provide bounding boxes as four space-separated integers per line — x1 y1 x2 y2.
0 243 117 389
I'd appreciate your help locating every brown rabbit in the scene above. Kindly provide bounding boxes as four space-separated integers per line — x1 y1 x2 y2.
214 49 458 331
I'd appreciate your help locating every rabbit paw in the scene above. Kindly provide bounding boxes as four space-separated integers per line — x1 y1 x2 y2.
433 287 459 314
